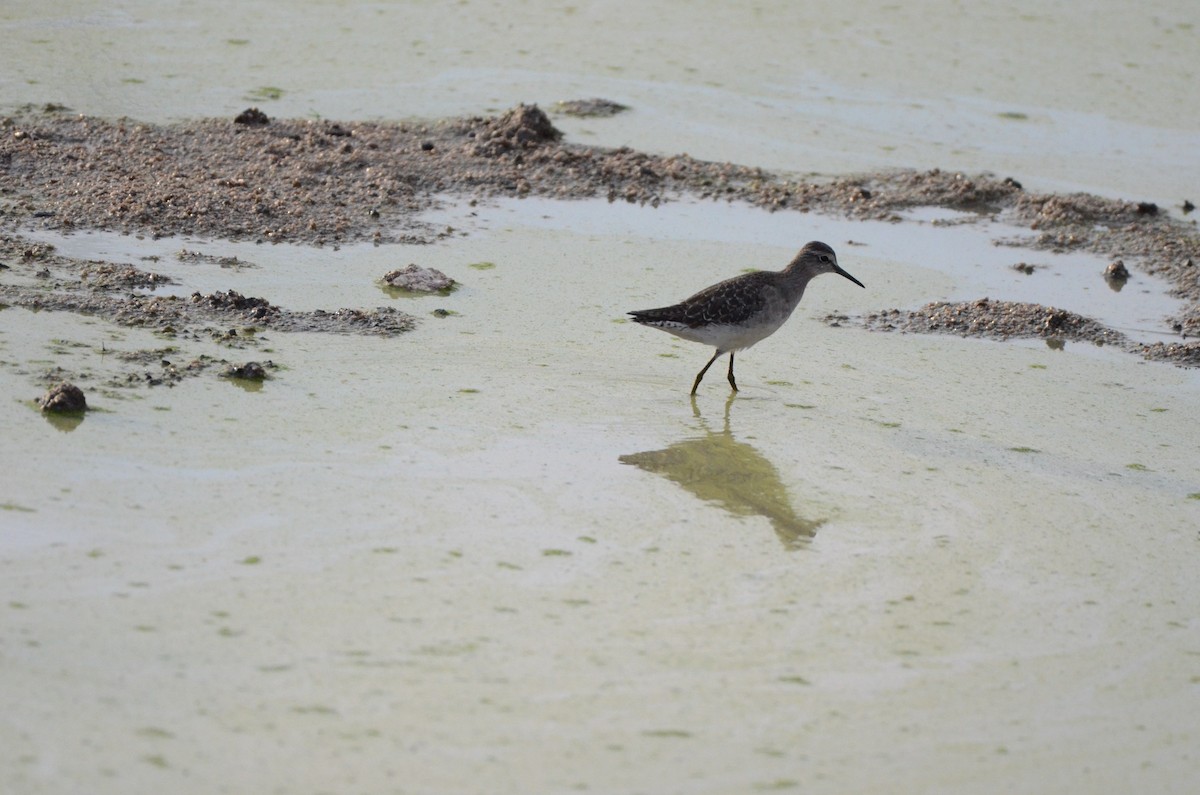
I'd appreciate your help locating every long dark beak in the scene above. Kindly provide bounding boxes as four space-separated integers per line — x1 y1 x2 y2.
835 264 865 288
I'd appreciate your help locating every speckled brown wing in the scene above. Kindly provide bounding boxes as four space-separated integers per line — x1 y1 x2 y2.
670 271 774 327
628 271 779 330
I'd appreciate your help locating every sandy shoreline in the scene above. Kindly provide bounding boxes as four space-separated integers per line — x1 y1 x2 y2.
2 101 1199 385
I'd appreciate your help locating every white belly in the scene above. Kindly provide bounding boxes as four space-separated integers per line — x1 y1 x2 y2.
657 314 790 353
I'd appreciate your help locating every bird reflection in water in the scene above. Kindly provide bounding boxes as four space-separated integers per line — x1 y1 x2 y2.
619 396 824 549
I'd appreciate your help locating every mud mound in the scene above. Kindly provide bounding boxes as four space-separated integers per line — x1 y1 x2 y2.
468 103 562 156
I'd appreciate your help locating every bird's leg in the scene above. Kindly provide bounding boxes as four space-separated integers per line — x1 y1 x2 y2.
726 352 738 392
691 350 722 395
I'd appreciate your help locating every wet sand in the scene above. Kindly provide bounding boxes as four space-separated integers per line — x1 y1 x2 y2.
2 103 1198 383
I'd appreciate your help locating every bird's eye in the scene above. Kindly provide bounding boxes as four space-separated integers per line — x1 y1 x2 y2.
820 255 831 263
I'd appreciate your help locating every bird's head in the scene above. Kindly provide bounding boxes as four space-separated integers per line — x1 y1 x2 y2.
796 241 864 288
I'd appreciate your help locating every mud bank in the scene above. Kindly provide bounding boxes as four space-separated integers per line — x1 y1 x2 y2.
837 299 1200 368
2 103 1198 370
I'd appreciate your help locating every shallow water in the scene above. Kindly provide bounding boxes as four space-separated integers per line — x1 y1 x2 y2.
20 194 1189 343
5 200 1200 795
3 2 1200 794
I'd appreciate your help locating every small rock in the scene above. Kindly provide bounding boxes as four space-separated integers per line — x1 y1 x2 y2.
1182 200 1195 214
234 107 270 126
1042 310 1069 331
1135 201 1158 215
39 381 87 413
383 264 455 292
221 361 267 380
554 98 629 118
1105 260 1130 281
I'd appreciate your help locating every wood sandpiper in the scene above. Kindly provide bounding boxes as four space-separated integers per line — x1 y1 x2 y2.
628 241 865 394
